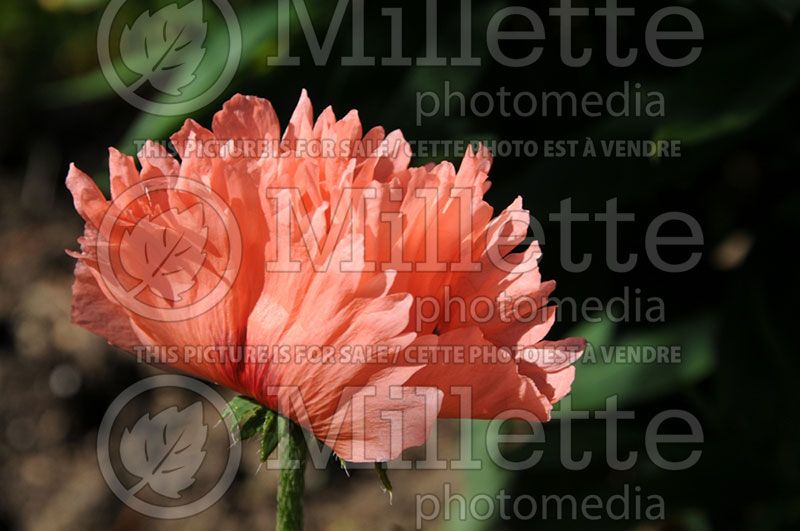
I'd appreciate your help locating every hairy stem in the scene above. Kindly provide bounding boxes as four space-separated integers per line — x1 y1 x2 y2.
276 417 306 531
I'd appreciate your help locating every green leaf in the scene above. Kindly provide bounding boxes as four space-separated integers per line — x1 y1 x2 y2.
445 315 718 531
39 1 281 156
652 34 800 146
569 316 717 411
118 2 280 151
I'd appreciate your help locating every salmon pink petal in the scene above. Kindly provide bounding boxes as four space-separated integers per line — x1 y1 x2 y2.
212 93 280 145
517 338 586 402
476 281 556 344
282 88 314 147
455 144 492 188
404 327 553 421
373 130 411 181
66 164 107 227
70 261 140 351
170 119 214 159
312 106 337 139
244 234 423 459
109 147 140 201
138 140 180 179
322 368 442 462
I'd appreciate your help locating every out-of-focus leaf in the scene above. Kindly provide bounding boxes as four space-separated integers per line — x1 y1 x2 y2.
40 0 105 11
40 69 114 105
40 2 280 152
447 315 717 531
653 34 800 146
119 2 279 150
763 0 800 19
569 316 717 411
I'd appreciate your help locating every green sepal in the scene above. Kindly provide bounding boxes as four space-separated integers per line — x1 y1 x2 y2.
259 411 280 461
374 462 393 503
224 395 267 441
337 455 349 476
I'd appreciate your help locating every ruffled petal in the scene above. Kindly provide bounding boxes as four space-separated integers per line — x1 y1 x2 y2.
70 260 140 351
404 327 553 421
212 93 281 146
66 164 107 227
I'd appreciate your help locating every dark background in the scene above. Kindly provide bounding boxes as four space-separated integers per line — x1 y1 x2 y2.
0 0 798 530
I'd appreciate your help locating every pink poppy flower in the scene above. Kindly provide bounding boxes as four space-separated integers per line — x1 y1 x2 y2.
67 91 584 462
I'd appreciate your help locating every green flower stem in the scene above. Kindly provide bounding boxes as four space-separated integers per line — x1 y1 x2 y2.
276 417 306 531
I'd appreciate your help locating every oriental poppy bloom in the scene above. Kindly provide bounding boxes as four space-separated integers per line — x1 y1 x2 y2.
67 91 584 462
